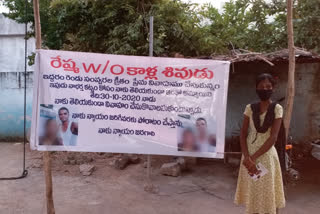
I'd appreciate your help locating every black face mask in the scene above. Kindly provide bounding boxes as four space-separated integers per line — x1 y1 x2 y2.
256 89 273 101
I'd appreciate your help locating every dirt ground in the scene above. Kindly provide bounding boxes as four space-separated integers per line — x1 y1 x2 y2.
0 143 319 214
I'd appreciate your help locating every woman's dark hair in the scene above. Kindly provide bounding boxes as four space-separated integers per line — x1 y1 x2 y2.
183 128 194 135
45 118 56 128
196 117 207 125
44 119 57 136
256 73 276 88
179 128 197 151
58 107 69 114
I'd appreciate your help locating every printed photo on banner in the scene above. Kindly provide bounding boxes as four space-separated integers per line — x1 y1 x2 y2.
177 115 216 153
39 104 79 146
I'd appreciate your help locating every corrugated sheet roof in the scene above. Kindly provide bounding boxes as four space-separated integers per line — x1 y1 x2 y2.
199 48 320 64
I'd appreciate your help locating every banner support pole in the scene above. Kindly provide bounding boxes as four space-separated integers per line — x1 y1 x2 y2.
147 16 154 181
43 151 55 214
149 16 154 58
33 0 55 213
283 0 295 140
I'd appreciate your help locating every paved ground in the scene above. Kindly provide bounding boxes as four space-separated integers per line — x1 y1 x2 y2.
0 143 319 214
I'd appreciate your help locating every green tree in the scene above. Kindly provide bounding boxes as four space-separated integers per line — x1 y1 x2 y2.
200 0 289 54
200 0 252 54
2 0 320 56
295 0 320 52
2 0 204 56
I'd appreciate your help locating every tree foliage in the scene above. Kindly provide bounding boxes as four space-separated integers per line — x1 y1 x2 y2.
2 0 320 56
294 0 320 52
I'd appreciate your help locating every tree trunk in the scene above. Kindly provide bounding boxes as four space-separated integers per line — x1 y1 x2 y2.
283 0 295 139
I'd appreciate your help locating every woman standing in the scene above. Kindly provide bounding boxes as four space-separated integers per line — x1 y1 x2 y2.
235 73 285 214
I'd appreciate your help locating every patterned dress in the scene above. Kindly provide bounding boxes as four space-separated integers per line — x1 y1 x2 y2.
234 104 286 214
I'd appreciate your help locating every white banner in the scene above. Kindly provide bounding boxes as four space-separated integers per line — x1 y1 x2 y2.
31 50 230 158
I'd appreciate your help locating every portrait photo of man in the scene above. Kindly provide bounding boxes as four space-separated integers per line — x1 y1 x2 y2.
58 107 78 146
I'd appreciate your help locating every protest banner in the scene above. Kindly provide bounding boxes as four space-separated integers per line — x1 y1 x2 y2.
30 49 230 158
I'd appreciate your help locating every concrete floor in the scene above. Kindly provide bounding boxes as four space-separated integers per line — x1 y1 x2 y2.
0 143 319 214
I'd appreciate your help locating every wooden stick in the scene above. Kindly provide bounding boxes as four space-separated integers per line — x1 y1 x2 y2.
147 155 152 180
147 16 154 182
33 0 41 49
218 152 242 155
235 48 275 66
238 48 261 54
256 55 275 66
33 0 55 213
236 53 263 56
283 0 296 139
43 151 55 214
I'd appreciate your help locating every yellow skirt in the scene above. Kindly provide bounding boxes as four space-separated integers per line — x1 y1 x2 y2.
234 146 286 214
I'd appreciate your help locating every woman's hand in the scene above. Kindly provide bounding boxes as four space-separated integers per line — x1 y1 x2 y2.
243 156 252 168
243 156 258 175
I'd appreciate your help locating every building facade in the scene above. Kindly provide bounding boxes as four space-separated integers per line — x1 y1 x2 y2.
0 14 35 141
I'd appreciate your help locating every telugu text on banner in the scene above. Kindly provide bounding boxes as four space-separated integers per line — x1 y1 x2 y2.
30 50 230 158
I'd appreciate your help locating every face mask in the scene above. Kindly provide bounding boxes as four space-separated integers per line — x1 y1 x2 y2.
256 89 273 101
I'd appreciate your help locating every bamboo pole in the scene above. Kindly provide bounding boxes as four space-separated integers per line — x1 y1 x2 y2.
43 151 55 214
147 16 154 181
33 0 41 50
283 0 296 139
33 0 55 213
